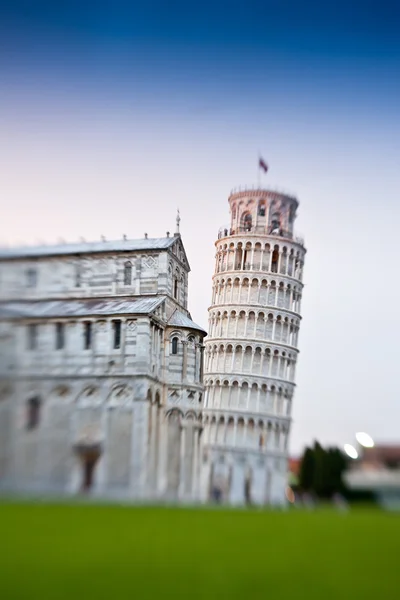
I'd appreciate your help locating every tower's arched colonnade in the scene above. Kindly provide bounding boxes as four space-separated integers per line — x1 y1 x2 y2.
201 188 306 506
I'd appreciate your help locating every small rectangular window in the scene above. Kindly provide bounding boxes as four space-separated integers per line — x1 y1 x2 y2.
84 321 92 350
27 397 41 430
55 322 65 350
124 262 132 285
112 320 121 349
75 264 82 287
26 268 37 288
27 324 38 350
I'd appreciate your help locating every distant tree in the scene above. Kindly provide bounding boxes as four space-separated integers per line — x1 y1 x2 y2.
298 442 348 498
312 441 327 497
327 447 347 495
299 446 315 491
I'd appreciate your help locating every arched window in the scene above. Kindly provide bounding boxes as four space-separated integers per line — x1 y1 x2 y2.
27 397 41 430
258 203 266 217
270 212 281 234
171 337 178 355
124 261 132 285
243 213 252 232
271 246 279 273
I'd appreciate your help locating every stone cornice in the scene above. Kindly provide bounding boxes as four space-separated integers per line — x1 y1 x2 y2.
204 372 296 387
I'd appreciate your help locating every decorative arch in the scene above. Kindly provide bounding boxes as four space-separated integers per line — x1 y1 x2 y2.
243 212 252 232
76 386 102 406
124 261 132 285
107 384 133 407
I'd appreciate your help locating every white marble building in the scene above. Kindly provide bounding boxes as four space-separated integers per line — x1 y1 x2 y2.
0 221 206 501
201 188 306 506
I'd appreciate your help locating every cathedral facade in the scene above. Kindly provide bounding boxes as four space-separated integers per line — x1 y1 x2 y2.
0 225 206 501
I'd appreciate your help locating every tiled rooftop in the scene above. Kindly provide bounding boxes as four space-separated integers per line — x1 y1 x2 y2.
0 236 177 260
0 297 165 319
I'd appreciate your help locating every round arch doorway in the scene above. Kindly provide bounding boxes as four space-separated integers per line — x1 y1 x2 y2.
74 443 102 493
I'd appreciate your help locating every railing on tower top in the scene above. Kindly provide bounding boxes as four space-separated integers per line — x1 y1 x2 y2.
229 185 297 200
217 225 304 246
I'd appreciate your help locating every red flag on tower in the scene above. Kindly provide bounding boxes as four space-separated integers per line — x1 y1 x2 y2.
259 158 268 173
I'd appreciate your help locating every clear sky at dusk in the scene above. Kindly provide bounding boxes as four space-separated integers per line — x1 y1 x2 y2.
1 1 400 454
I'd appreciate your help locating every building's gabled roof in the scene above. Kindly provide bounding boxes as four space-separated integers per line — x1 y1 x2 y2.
0 296 165 319
0 236 177 260
170 236 191 272
167 309 207 335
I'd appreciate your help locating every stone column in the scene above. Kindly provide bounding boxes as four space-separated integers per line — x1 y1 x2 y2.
277 250 282 274
192 427 201 500
218 384 223 409
247 283 252 304
233 418 238 445
244 314 249 337
250 348 256 374
240 350 245 373
178 424 187 499
246 385 251 411
135 257 141 294
199 345 205 383
265 386 270 412
256 386 261 413
227 383 232 408
182 341 188 381
148 401 158 494
257 282 262 304
234 314 239 337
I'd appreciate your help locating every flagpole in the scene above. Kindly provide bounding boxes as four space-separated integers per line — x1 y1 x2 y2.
257 151 261 188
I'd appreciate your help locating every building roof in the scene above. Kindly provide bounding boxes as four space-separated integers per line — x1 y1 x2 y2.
362 446 400 463
167 310 207 334
0 236 177 260
0 297 165 319
345 468 400 490
288 457 302 476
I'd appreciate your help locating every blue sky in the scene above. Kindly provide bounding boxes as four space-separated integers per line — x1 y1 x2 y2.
1 1 400 454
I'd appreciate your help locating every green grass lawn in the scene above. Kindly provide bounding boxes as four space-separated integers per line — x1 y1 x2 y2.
1 502 399 599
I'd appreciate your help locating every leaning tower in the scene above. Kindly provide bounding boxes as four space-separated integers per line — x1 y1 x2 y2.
201 187 306 506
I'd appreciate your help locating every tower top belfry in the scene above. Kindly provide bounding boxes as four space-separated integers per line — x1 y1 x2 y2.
227 188 299 240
